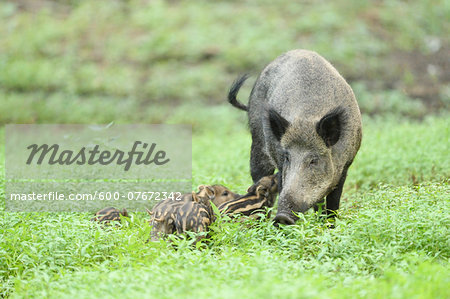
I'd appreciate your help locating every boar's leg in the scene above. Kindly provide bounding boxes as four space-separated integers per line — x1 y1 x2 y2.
250 141 275 183
325 165 349 217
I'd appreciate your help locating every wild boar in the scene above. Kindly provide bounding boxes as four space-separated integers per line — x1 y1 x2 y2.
148 184 240 241
218 174 278 218
196 184 241 206
147 199 188 241
228 49 362 224
175 191 214 240
90 207 128 223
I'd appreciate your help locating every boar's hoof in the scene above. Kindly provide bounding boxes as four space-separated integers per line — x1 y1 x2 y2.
273 213 296 226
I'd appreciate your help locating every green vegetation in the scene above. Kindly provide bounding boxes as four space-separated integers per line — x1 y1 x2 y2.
1 115 449 298
0 0 448 124
0 0 449 298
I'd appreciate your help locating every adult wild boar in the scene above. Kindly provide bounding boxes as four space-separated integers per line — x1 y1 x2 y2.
228 50 362 225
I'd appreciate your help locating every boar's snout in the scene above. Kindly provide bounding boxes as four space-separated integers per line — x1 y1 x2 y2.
274 194 311 226
273 213 297 226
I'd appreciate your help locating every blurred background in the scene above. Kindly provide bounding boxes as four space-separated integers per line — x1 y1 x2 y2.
0 0 448 127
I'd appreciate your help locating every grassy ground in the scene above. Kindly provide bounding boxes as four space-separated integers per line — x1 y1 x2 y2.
0 0 449 298
1 113 449 298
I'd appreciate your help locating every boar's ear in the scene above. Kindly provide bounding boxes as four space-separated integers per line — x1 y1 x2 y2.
268 109 290 141
316 107 344 147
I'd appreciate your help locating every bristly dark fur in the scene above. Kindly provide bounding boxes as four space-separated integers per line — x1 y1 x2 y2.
228 74 250 111
316 106 347 147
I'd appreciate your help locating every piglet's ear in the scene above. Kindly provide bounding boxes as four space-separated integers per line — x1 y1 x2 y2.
145 208 153 216
206 186 215 198
246 183 257 194
268 109 290 142
192 192 200 203
316 108 344 147
256 186 268 196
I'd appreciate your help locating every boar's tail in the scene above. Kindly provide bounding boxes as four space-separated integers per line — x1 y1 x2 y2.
228 74 249 111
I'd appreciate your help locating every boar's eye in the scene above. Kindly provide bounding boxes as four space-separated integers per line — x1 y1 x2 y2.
284 151 290 164
222 191 229 196
309 157 319 167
